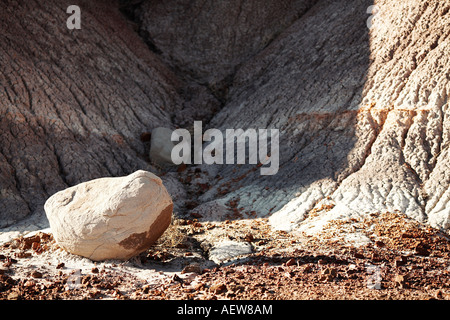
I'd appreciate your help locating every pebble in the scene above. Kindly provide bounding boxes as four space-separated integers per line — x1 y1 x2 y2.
7 292 20 300
24 280 36 287
210 283 227 294
394 274 408 288
303 264 313 273
394 256 407 267
375 240 385 248
31 271 43 278
181 263 202 274
285 258 296 266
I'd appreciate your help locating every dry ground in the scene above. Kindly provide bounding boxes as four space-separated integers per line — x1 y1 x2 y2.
1 211 450 300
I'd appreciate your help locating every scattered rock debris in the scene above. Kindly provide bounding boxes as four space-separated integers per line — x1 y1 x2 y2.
1 212 450 300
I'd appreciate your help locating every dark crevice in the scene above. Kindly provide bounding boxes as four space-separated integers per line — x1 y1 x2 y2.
116 0 321 128
137 29 163 55
118 2 223 129
119 1 163 55
53 149 70 188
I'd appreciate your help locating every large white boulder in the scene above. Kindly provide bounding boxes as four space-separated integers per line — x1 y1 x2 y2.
44 170 173 261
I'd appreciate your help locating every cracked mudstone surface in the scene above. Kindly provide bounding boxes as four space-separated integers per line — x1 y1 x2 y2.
1 0 450 300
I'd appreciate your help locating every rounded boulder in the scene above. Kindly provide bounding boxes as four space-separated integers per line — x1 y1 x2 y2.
44 170 173 261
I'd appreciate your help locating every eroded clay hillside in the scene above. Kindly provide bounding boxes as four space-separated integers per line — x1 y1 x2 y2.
1 0 450 237
0 0 183 228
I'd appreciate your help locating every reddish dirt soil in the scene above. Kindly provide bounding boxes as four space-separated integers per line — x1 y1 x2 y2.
1 212 449 300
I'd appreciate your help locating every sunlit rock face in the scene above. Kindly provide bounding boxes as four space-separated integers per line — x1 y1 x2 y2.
2 0 450 237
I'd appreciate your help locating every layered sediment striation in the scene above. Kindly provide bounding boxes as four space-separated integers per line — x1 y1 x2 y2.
1 0 450 235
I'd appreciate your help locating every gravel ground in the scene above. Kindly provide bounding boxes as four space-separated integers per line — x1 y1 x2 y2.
1 212 450 300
